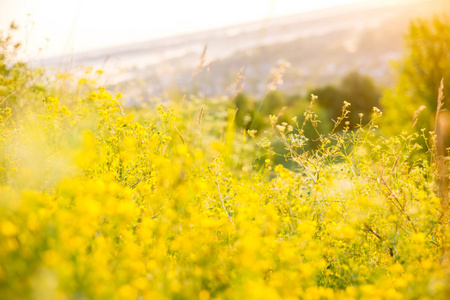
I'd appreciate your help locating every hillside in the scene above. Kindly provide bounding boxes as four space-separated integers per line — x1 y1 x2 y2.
39 0 449 102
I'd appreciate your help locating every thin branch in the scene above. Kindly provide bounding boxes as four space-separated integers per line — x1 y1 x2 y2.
0 90 17 106
374 176 417 233
363 223 397 257
174 126 187 146
114 98 125 116
215 179 237 231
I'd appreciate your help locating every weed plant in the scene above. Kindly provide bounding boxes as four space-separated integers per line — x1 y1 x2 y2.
0 32 449 300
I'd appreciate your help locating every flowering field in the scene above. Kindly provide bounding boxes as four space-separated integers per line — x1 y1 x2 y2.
0 65 449 300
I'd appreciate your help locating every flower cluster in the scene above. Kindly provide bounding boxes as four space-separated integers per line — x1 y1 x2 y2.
0 76 449 300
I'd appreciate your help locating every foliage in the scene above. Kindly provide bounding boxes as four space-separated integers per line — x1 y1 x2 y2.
310 71 381 127
1 17 450 299
0 62 449 300
233 71 380 142
0 23 46 110
381 14 450 136
233 91 291 132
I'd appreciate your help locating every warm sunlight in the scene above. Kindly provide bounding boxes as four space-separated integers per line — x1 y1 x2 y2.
2 0 450 299
1 0 380 57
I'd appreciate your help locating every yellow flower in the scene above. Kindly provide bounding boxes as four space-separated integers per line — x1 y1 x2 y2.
1 221 18 236
58 105 71 116
99 91 112 100
117 285 136 299
247 129 257 138
89 91 99 100
314 184 323 193
269 115 278 126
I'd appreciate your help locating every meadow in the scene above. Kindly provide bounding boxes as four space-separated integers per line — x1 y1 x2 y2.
1 20 450 300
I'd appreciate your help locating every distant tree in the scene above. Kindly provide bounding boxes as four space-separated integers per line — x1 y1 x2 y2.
311 71 380 127
234 91 291 132
310 85 343 118
233 92 254 129
381 14 450 135
259 90 286 116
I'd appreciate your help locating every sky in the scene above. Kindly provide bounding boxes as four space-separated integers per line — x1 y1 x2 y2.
0 0 377 58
